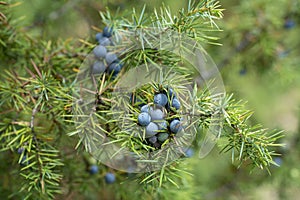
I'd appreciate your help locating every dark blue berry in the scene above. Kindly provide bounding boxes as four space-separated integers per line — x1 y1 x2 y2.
99 37 111 46
93 45 107 59
92 61 106 74
157 120 167 130
157 132 169 143
138 112 151 126
239 68 247 75
171 98 181 110
146 122 159 137
185 148 194 158
103 26 113 38
20 155 28 166
148 136 157 144
105 53 118 65
17 147 24 154
170 119 182 134
141 104 152 113
154 93 168 107
284 19 295 29
95 32 103 42
105 172 116 184
274 157 282 167
168 87 176 98
107 62 122 76
149 109 164 121
89 165 99 174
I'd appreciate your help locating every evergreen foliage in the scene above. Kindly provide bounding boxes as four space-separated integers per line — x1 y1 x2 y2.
0 1 285 199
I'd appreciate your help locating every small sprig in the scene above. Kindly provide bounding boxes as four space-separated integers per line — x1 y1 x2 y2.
219 95 284 172
153 0 224 44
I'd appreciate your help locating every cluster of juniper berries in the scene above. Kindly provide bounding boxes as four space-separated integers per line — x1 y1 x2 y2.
134 87 184 149
91 26 123 77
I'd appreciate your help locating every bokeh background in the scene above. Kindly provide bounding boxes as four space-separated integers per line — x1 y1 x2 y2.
4 0 300 199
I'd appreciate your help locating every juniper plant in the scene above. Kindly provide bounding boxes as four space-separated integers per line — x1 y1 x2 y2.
0 1 283 199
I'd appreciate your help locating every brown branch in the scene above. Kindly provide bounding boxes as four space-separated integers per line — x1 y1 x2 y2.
31 59 43 79
0 1 8 5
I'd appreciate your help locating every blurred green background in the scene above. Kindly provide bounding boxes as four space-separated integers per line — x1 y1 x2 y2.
5 0 300 199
